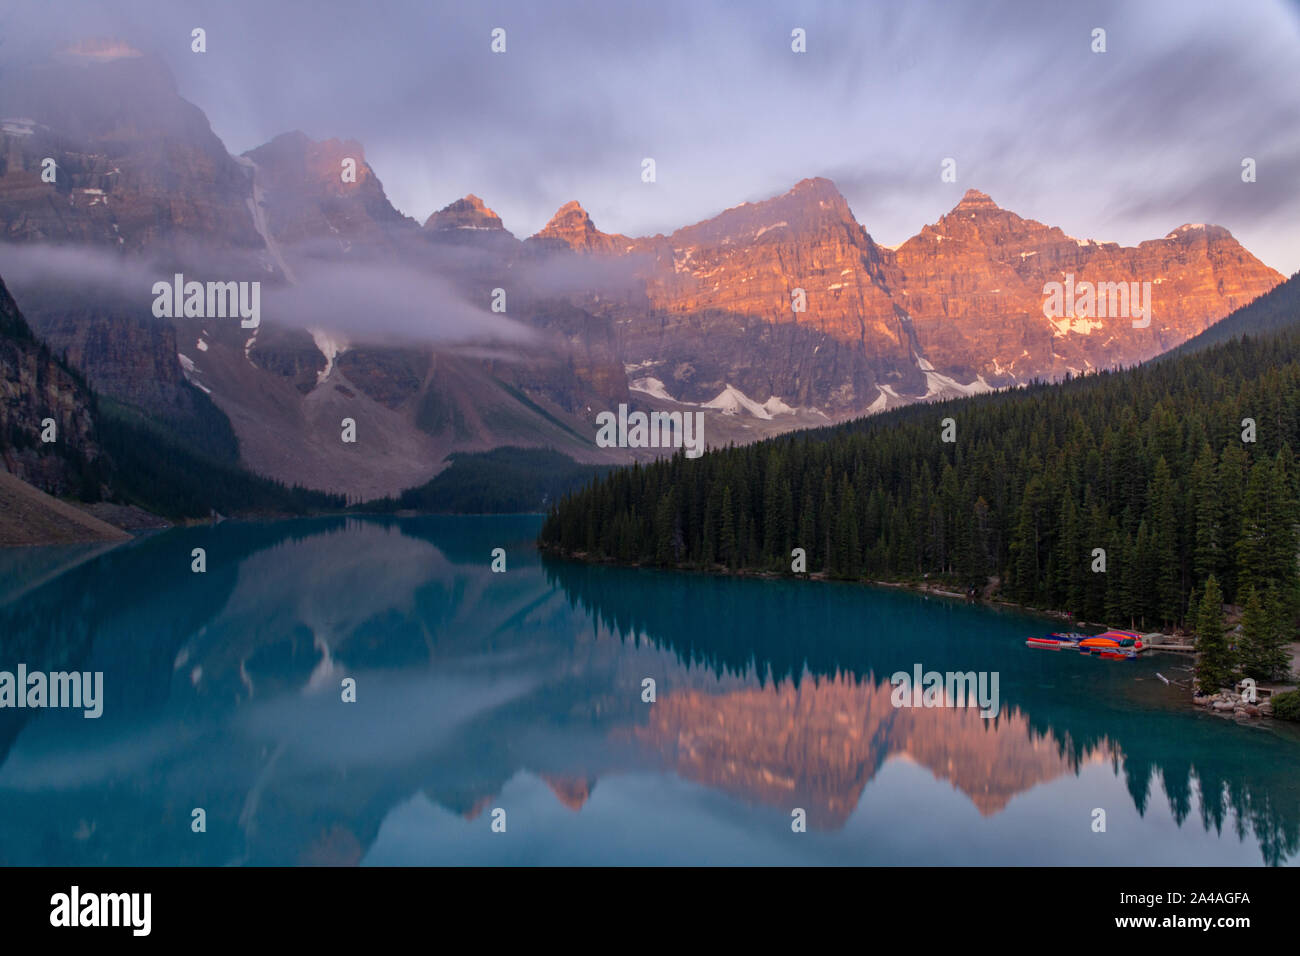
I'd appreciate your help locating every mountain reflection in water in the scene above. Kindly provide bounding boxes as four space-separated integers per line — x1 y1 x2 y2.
0 515 1296 865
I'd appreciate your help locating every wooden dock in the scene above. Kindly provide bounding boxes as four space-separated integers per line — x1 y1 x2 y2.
1140 633 1196 653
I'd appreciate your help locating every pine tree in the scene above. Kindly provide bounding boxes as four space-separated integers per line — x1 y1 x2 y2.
836 477 860 579
969 494 992 585
1149 458 1180 625
654 490 676 566
796 489 815 568
1267 448 1300 619
821 469 835 572
1194 575 1235 694
1049 491 1073 608
1217 443 1249 600
1083 503 1109 622
701 495 716 566
1009 480 1041 602
1237 457 1275 598
1191 442 1221 585
779 478 794 561
1238 584 1291 681
719 485 736 568
762 457 781 559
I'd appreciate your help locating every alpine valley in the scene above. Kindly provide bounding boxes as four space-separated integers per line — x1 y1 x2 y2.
0 41 1284 507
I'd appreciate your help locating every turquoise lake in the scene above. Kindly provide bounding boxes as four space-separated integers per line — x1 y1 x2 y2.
0 514 1297 865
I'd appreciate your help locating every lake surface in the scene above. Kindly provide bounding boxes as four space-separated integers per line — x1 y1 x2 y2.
0 515 1297 866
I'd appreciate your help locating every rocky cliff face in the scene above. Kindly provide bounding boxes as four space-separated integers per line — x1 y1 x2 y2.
0 42 266 257
0 42 276 444
241 131 415 255
35 305 201 416
892 189 1285 382
0 275 102 495
529 180 1283 414
611 178 921 411
640 178 902 340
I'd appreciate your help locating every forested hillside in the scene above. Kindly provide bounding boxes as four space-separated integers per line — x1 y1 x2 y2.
97 399 346 520
1166 271 1300 357
360 447 607 514
540 287 1300 637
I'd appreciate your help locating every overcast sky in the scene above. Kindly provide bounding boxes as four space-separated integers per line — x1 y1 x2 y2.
3 0 1299 272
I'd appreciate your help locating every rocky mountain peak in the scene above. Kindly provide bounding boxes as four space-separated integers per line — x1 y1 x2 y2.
788 176 843 199
0 47 263 254
540 200 593 232
955 188 999 211
532 200 627 252
1164 222 1232 243
918 187 1048 247
768 176 856 226
240 131 411 249
246 131 372 191
668 176 859 251
425 194 505 232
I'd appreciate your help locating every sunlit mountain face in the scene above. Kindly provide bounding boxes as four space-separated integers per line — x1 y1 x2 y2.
1 517 1295 866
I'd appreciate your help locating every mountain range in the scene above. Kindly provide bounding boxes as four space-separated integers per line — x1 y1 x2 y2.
0 41 1284 500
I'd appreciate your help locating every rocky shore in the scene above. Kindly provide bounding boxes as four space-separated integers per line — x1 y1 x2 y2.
1193 688 1273 720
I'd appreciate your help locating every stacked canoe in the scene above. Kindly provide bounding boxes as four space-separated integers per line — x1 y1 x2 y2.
1025 633 1086 650
1025 629 1143 659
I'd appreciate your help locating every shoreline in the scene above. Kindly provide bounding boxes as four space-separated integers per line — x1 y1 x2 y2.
537 544 1300 723
2 505 551 551
540 543 1181 636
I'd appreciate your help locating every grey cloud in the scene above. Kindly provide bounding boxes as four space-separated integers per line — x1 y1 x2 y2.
0 244 543 348
0 0 1296 271
266 260 540 346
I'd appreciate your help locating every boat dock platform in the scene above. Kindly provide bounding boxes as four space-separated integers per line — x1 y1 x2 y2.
1139 633 1195 653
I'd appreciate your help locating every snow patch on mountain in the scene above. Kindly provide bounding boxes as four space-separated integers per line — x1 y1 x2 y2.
915 355 994 399
1050 316 1105 336
703 384 780 419
925 370 993 399
310 329 350 385
753 221 788 239
629 376 675 401
762 395 795 416
630 378 798 420
867 383 902 414
177 352 211 394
